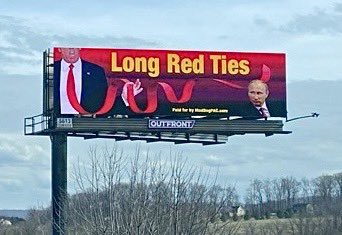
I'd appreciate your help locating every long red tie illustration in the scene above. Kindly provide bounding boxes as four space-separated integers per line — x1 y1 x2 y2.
213 64 271 89
66 64 118 115
67 64 87 114
126 80 195 114
66 71 194 115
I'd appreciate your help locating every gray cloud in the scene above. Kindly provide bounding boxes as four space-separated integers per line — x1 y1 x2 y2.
0 135 49 167
0 15 158 49
253 17 270 27
0 15 159 75
246 3 342 36
0 135 51 208
0 16 46 52
334 3 342 12
202 154 228 167
278 4 342 35
51 34 159 48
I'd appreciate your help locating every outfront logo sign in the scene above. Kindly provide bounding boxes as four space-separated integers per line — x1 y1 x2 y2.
148 120 195 129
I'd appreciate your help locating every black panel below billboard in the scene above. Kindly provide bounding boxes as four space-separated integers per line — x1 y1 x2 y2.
24 115 291 145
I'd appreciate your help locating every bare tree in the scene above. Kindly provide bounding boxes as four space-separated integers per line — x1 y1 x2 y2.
272 178 285 212
334 173 342 199
299 177 314 204
281 177 300 209
245 179 264 218
313 174 336 214
262 179 273 213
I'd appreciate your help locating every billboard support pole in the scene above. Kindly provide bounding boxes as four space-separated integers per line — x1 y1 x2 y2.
51 133 67 235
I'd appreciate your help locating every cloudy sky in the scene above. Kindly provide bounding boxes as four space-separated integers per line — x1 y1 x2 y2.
0 0 341 209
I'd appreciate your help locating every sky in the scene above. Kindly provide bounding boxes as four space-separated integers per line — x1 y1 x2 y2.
0 0 341 209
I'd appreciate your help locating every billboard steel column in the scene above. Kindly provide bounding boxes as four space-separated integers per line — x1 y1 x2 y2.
51 133 67 235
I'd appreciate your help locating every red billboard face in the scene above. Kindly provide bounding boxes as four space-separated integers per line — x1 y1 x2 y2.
53 47 286 118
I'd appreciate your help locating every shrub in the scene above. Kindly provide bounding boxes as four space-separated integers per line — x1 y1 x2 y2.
265 211 270 219
284 210 293 218
277 210 284 219
253 210 263 220
232 213 239 221
285 208 293 218
244 210 251 221
220 213 229 222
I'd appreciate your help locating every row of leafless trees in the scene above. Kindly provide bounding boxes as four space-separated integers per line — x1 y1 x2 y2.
244 173 342 231
245 173 342 212
64 146 239 234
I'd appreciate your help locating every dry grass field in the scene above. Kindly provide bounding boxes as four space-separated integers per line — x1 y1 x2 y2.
209 216 342 235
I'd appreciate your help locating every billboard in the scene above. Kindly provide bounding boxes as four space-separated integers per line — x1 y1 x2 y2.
53 47 286 118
